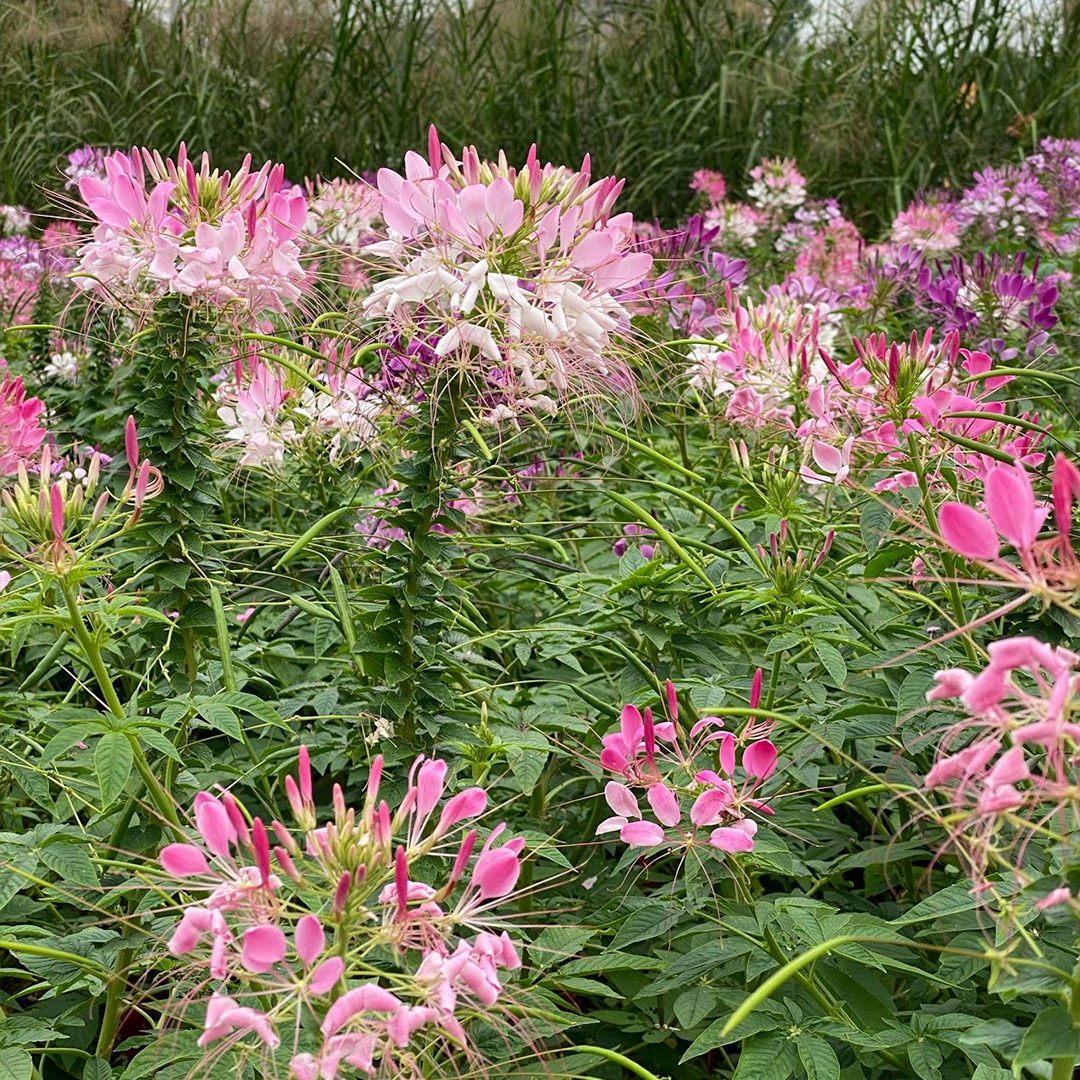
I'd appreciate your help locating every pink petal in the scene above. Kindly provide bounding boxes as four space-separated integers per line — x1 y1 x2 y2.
985 465 1040 550
294 914 325 965
646 783 681 827
310 956 345 994
709 823 756 852
241 924 287 974
160 843 210 878
604 781 641 820
619 820 665 847
939 503 1000 560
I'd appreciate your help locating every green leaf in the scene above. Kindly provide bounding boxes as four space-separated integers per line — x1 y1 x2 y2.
639 943 727 995
896 669 935 717
860 500 893 555
674 985 720 1029
732 1033 797 1080
812 641 847 686
39 840 99 886
0 846 39 910
549 975 623 999
83 1060 113 1080
611 902 680 949
1013 1007 1080 1068
891 881 985 925
971 1067 1012 1080
194 700 243 741
94 732 133 806
0 1049 31 1080
680 1008 782 1062
908 1038 943 1080
797 1035 840 1080
529 927 596 971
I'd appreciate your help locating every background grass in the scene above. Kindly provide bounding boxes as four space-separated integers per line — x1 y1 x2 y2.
2 0 1079 230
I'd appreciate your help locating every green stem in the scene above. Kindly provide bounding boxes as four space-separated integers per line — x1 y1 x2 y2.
60 578 183 832
95 944 132 1059
564 1046 664 1080
1051 970 1080 1080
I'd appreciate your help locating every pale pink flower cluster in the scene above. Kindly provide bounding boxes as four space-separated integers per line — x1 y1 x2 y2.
890 199 962 254
306 178 384 250
75 145 307 314
687 288 823 431
747 157 808 212
924 636 1080 899
796 332 1044 492
703 200 767 247
216 357 297 467
689 168 727 206
362 127 651 423
597 678 778 854
0 365 48 475
159 748 526 1078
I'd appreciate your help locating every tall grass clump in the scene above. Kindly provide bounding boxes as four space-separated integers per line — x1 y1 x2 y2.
2 0 1079 229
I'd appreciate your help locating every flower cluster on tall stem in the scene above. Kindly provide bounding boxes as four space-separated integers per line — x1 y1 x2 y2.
597 678 779 855
362 126 651 425
157 747 527 1078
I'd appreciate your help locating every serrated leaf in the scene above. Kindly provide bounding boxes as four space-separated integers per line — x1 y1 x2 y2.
908 1038 943 1079
138 729 182 762
0 1049 31 1080
529 927 596 971
798 1035 840 1080
674 985 720 1029
639 943 727 995
194 701 242 740
860 500 893 554
94 732 133 806
680 1008 783 1062
1013 1007 1080 1067
0 848 38 911
39 840 98 886
732 1033 797 1080
549 975 623 999
611 902 680 949
82 1060 112 1080
812 640 847 686
892 881 985 925
896 669 935 717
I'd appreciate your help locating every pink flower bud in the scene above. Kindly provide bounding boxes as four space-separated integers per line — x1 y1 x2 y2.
251 817 271 888
749 668 763 710
49 483 64 542
298 745 312 803
332 870 351 917
273 846 301 882
124 415 139 471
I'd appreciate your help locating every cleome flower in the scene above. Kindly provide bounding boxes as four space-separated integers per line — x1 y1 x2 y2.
596 677 778 855
361 126 653 424
156 746 528 1078
923 636 1080 900
73 144 308 314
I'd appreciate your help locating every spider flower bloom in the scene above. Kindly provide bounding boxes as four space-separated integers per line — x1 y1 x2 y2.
923 636 1080 896
362 127 653 423
154 751 526 1077
74 145 307 314
890 198 962 254
0 368 47 475
595 680 778 855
